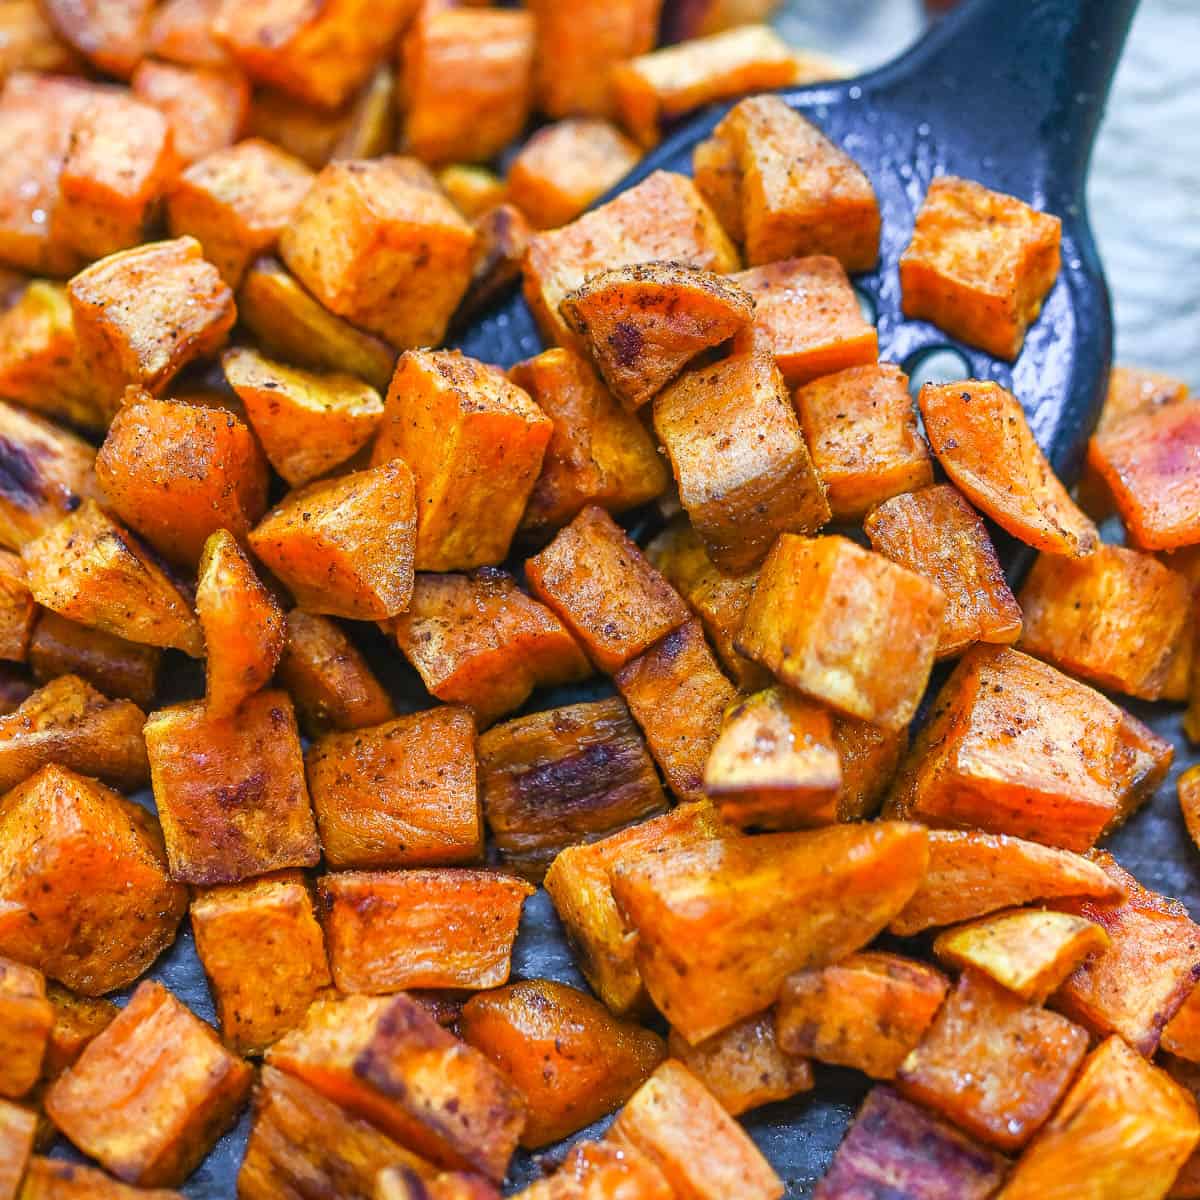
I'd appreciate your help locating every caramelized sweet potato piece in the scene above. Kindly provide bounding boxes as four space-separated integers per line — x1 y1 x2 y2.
68 237 236 410
0 552 32 662
17 1158 185 1200
308 706 481 870
280 157 475 351
865 483 1022 658
462 980 664 1148
0 956 51 1098
731 256 878 386
478 698 666 879
523 171 738 350
833 716 906 823
144 690 320 885
148 0 229 67
0 1098 35 1199
372 351 551 571
995 1035 1199 1200
0 2 80 79
28 612 159 707
40 983 117 1078
1167 988 1200 1064
266 992 526 1181
455 202 531 326
612 822 928 1043
704 686 840 830
1182 765 1200 856
664 0 782 38
191 871 331 1056
22 502 203 656
653 349 831 570
318 869 532 994
39 0 152 76
131 60 248 165
45 980 252 1186
509 1141 667 1200
389 569 590 728
438 166 505 221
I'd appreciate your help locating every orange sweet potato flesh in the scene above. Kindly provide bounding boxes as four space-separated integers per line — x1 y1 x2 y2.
0 955 51 1099
17 1157 186 1200
509 1140 669 1200
45 980 252 1186
131 60 249 165
777 952 948 1081
455 203 533 328
461 980 665 1148
919 380 1097 557
611 822 928 1043
1183 765 1200 857
28 612 160 709
149 0 230 67
0 1098 36 1198
0 553 34 663
833 715 906 822
40 0 154 76
41 983 118 1078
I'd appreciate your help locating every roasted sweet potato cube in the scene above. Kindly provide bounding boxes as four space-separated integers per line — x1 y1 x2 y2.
478 698 666 879
372 351 550 571
461 980 664 1148
736 534 945 731
696 95 879 269
28 612 159 708
0 1 80 78
148 0 229 67
561 263 754 412
379 1169 501 1200
249 460 416 620
511 349 668 535
16 1158 186 1200
995 1035 1199 1200
67 238 235 410
609 1059 783 1200
612 822 928 1043
438 166 506 221
279 157 475 351
190 872 331 1056
0 553 32 663
45 980 252 1186
703 686 840 830
455 202 531 326
0 669 31 718
389 569 590 728
833 716 906 822
776 952 948 1081
865 484 1022 658
663 0 783 38
0 403 100 551
731 257 878 386
1017 543 1190 699
523 171 738 350
813 1085 1008 1200
318 868 532 994
0 1098 35 1199
131 60 248 165
266 991 526 1181
308 706 481 870
796 363 933 520
144 691 319 885
237 255 395 392
508 120 640 231
543 802 730 1016
22 502 203 656
1167 985 1200 1064
41 984 117 1078
239 1065 436 1200
38 0 152 76
0 956 51 1098
1052 852 1200 1056
509 1141 668 1200
1182 765 1200 857
166 139 314 287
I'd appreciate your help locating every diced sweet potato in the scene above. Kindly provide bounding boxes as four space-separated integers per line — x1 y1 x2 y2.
864 483 1022 658
508 1141 668 1200
1171 1058 1200 1198
0 2 80 79
144 690 319 885
1183 765 1200 857
239 1065 436 1200
16 1158 185 1200
372 351 550 571
0 402 100 551
543 802 730 1016
523 171 738 350
438 166 506 220
703 687 840 830
0 956 51 1098
995 1035 1199 1200
653 349 831 570
461 980 664 1148
776 952 948 1080
249 459 416 620
131 60 248 165
0 669 31 718
736 534 945 732
0 1098 35 1200
812 1086 1008 1200
455 202 531 326
609 1059 783 1200
731 256 878 386
663 0 783 38
1052 852 1200 1057
148 0 229 67
279 157 475 351
667 1010 811 1117
695 95 879 269
478 698 666 879
901 175 1062 360
237 255 395 391
28 612 159 708
318 869 533 994
1167 989 1200 1064
96 392 268 567
22 502 203 656
45 980 252 1186
833 716 906 822
39 0 152 76
0 553 32 662
612 822 928 1043
166 138 314 287
190 872 332 1056
796 363 933 520
41 984 117 1078
266 992 526 1181
68 237 235 410
308 706 481 870
389 569 590 728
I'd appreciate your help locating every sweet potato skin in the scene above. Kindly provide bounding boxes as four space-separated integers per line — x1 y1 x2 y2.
28 612 159 708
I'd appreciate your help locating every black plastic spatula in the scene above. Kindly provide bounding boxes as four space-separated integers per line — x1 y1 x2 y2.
457 0 1139 485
